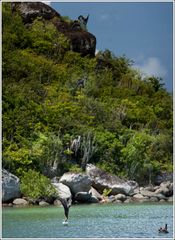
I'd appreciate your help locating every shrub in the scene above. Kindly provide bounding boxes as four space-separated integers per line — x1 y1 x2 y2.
20 170 57 199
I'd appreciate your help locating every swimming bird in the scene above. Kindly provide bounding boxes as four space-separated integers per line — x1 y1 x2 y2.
158 224 169 233
59 197 72 225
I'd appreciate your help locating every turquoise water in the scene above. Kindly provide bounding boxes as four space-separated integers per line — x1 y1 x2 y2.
2 203 173 238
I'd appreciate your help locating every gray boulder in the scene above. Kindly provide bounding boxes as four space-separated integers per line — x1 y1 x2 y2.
39 201 50 207
86 164 138 196
115 194 127 202
59 172 92 195
2 169 21 202
132 194 150 203
13 198 28 206
75 192 91 202
75 192 99 203
132 193 149 200
89 187 103 200
155 186 170 197
52 182 72 199
140 189 167 200
53 199 62 206
149 197 159 202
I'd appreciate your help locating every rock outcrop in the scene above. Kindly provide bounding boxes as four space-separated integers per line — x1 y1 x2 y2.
52 182 72 199
86 164 138 196
11 2 61 23
12 2 96 57
59 172 92 195
2 169 21 202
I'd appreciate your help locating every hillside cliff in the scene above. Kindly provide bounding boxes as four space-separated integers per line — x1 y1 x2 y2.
11 2 96 57
2 2 172 186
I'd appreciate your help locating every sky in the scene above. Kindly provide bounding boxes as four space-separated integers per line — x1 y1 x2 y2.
49 2 173 92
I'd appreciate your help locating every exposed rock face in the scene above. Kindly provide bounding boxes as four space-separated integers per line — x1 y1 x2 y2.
12 2 96 57
2 169 21 203
11 2 61 23
59 172 92 195
52 182 72 199
86 164 138 196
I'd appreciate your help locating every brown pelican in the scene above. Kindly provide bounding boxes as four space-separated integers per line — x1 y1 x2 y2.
158 224 169 233
59 197 72 225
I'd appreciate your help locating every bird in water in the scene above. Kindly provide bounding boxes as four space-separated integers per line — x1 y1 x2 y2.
59 197 72 225
158 224 169 233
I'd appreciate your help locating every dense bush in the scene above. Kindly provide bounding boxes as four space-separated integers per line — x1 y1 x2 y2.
20 170 57 199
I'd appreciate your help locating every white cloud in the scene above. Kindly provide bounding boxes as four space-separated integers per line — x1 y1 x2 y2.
134 57 167 78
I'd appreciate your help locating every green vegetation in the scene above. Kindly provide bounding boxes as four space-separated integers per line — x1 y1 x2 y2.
102 188 112 197
2 3 173 189
20 170 57 199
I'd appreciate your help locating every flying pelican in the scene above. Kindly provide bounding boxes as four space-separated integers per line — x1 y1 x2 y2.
158 224 169 233
59 197 72 225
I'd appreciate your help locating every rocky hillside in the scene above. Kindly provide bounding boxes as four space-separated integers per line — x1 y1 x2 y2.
2 1 173 197
11 2 96 56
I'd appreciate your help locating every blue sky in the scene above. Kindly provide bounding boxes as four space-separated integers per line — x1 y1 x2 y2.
50 2 173 92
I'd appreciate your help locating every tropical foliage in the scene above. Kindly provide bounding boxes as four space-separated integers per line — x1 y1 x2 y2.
2 3 173 186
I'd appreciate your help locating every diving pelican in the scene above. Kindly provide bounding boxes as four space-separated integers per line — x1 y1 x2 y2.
59 197 72 225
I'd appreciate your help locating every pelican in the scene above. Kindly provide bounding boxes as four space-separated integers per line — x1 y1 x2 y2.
59 197 72 225
158 224 169 233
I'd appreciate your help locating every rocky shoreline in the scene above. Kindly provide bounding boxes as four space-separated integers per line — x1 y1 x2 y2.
2 165 173 207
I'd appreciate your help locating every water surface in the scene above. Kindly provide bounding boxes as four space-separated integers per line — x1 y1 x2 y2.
2 202 173 238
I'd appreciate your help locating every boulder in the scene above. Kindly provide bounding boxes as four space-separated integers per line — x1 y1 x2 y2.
75 192 99 203
154 172 173 185
89 196 99 203
13 198 28 206
59 173 92 195
124 198 134 203
149 197 159 202
89 187 103 200
132 194 150 203
54 199 62 206
144 185 155 192
115 194 127 202
155 186 171 197
2 169 21 202
75 192 92 202
39 201 50 207
140 189 168 200
12 2 96 57
159 199 166 202
132 193 149 200
167 196 173 202
86 164 137 196
108 195 115 203
52 182 72 199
